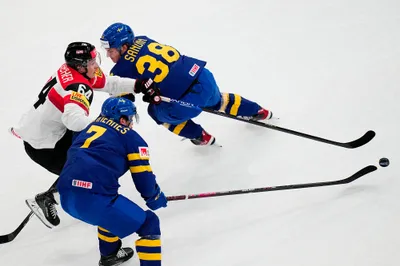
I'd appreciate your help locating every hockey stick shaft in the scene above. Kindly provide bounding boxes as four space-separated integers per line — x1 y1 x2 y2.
160 96 375 149
0 179 58 244
167 165 377 201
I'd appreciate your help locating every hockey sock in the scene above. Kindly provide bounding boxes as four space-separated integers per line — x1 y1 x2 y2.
135 237 162 266
98 227 122 256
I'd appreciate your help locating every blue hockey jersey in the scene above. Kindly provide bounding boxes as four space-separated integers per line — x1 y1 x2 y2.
57 116 157 198
110 36 207 100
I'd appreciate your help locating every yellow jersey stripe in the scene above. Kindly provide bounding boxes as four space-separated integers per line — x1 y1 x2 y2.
127 153 150 161
98 233 119 243
136 239 161 247
130 165 152 173
172 121 187 135
137 252 162 261
230 94 241 115
98 226 110 232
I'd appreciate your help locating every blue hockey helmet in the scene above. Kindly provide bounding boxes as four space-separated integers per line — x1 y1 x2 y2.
101 97 137 125
100 22 134 50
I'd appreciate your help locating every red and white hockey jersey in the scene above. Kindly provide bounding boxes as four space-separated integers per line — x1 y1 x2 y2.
13 64 137 149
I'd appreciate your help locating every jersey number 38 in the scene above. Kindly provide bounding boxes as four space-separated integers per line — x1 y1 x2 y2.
134 42 180 83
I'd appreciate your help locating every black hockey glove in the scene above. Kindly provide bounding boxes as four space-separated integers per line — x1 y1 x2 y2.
134 78 161 104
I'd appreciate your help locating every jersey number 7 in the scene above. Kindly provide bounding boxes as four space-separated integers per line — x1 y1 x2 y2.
80 125 107 148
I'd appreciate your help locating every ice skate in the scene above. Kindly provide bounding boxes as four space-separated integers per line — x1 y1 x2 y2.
25 191 60 228
190 130 221 146
251 108 273 121
99 247 134 266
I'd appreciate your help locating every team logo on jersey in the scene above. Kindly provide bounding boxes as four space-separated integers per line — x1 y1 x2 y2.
70 92 90 109
189 64 200 76
72 179 93 189
139 146 150 159
95 68 103 78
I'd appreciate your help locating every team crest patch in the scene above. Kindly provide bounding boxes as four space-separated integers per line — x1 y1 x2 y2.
139 146 150 158
189 64 200 76
70 92 90 109
72 179 93 189
95 68 103 77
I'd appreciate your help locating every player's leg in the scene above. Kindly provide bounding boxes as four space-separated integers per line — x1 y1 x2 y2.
177 68 221 145
59 191 162 266
196 68 273 121
23 130 73 175
25 130 74 228
147 103 214 144
95 196 162 266
212 92 273 121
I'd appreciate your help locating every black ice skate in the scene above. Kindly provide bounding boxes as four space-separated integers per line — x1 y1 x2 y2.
99 247 134 266
25 191 60 228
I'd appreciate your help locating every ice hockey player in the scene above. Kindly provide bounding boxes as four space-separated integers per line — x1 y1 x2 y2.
57 96 166 266
100 22 273 146
12 42 154 229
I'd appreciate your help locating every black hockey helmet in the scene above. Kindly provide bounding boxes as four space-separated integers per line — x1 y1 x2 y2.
64 42 99 69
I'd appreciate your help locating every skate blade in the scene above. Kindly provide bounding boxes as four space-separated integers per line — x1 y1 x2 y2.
181 137 222 147
25 199 54 229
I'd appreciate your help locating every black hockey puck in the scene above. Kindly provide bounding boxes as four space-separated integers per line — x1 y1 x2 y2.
379 158 390 167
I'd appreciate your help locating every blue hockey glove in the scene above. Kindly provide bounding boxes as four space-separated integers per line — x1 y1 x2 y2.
145 185 167 211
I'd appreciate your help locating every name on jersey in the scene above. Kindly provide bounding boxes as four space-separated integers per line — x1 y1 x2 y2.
95 116 129 134
139 146 150 159
124 38 148 63
70 92 90 109
72 179 93 189
189 64 200 76
59 64 74 83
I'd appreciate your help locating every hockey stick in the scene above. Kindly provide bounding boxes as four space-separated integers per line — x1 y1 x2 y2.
0 179 58 244
160 96 375 149
166 165 377 201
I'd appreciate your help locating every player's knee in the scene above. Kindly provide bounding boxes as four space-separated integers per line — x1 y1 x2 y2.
136 210 160 237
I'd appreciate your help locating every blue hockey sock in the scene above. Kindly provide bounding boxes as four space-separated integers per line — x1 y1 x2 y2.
135 237 161 266
213 93 261 116
98 227 122 256
162 119 203 139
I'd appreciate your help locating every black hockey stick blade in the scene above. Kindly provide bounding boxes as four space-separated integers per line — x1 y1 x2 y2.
202 108 375 149
341 130 376 148
167 165 378 201
0 211 34 244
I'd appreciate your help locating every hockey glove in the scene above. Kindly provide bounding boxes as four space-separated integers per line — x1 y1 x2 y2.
145 184 167 211
134 78 161 104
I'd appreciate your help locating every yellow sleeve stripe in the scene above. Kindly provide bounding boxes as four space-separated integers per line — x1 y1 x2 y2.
98 233 119 243
127 153 149 161
230 94 241 116
219 93 229 112
136 239 161 247
137 252 162 261
173 121 187 135
98 226 110 232
130 165 152 173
